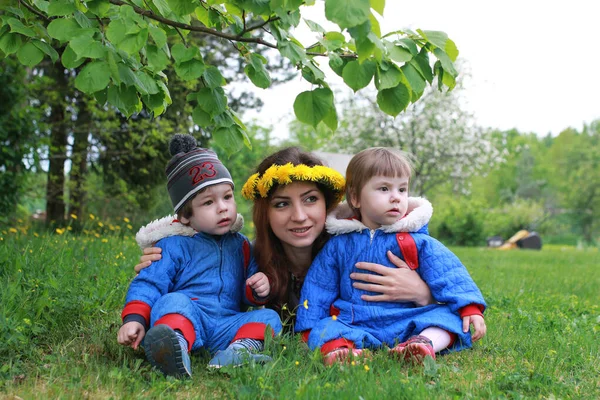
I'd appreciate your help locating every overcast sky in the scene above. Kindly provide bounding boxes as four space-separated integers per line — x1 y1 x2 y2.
244 1 600 140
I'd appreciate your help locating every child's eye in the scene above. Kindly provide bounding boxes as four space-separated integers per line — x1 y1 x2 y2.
379 187 389 192
399 188 407 193
224 194 233 200
203 200 213 206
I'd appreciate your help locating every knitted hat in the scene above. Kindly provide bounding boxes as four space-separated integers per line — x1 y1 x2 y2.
166 134 233 212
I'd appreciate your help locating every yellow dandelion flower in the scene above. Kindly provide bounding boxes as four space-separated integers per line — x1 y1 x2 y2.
94 233 100 238
102 238 108 243
29 250 32 253
115 225 121 230
292 164 312 180
17 218 23 223
55 228 65 235
275 163 294 185
295 361 299 366
364 365 370 372
303 299 308 309
34 232 39 237
351 361 356 366
0 237 3 241
123 217 130 223
70 214 77 219
98 222 104 227
67 226 72 231
9 228 18 233
23 318 31 325
332 315 337 321
127 224 133 230
2 230 6 234
89 213 96 220
241 173 260 200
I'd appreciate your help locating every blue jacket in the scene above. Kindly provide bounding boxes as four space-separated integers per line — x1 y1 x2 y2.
295 198 486 351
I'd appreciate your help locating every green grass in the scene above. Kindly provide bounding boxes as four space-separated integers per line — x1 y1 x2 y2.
1 229 599 399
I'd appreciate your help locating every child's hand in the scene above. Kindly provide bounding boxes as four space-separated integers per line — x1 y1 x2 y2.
462 314 486 341
247 272 270 298
117 321 145 350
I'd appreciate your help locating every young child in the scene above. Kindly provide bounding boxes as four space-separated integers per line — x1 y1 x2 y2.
117 134 282 377
295 147 486 365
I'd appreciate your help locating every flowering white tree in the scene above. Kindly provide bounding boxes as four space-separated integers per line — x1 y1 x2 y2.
319 83 503 196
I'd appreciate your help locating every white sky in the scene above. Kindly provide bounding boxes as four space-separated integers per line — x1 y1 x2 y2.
244 0 600 139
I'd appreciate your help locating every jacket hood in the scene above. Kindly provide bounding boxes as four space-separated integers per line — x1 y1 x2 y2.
135 213 244 249
326 197 433 235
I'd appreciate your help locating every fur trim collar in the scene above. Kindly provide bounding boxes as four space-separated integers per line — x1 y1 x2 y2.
135 213 244 249
326 197 433 235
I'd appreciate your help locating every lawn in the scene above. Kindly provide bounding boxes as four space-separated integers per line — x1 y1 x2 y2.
1 228 599 399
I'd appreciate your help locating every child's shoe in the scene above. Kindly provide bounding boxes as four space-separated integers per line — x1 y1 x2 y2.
144 325 192 378
389 335 435 364
323 348 370 366
207 348 272 369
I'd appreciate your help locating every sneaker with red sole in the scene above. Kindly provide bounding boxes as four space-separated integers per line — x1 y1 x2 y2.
389 335 435 364
323 347 370 366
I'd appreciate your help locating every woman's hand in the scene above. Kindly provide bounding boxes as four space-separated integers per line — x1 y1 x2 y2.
134 247 162 273
350 251 434 306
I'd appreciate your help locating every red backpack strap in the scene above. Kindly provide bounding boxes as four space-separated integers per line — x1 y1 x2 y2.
395 232 419 270
242 239 251 270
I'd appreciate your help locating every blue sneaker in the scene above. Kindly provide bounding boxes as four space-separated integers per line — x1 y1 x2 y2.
144 325 192 378
207 348 272 369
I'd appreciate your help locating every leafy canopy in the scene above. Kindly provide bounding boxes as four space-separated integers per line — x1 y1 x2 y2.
0 0 459 152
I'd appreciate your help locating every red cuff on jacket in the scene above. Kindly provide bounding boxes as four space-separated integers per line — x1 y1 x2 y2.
320 338 355 355
300 330 311 343
245 284 269 305
459 304 485 318
155 313 196 352
122 300 151 325
232 322 274 342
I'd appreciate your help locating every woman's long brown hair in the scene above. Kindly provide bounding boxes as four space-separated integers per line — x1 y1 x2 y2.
251 147 340 310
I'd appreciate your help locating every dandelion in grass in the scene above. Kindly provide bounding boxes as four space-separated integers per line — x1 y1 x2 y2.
9 228 17 233
123 217 130 223
102 239 108 243
70 214 77 219
56 228 65 235
98 222 104 227
127 224 133 230
295 361 299 366
364 365 370 372
351 361 356 366
89 213 96 220
67 226 72 231
33 232 39 237
94 233 100 238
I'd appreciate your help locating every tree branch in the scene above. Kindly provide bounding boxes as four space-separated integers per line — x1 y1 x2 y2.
19 0 50 21
108 0 278 49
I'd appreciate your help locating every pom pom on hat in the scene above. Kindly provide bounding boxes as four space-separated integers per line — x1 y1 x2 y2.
169 134 197 156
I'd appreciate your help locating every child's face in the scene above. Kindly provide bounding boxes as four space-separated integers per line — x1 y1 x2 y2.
180 183 237 235
351 175 409 230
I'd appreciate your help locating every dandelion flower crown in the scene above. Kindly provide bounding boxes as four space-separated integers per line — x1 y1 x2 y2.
241 163 346 203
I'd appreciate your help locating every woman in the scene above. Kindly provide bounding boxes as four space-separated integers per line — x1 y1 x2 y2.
135 147 434 324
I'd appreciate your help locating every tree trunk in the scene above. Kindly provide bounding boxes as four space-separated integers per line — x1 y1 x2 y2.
45 62 69 226
69 95 91 221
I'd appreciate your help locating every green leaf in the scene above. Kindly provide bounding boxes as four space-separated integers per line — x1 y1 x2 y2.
304 19 326 33
293 88 333 128
370 0 385 15
342 60 376 92
17 42 44 67
323 31 345 50
6 18 36 37
108 84 142 116
148 24 167 48
61 45 85 68
70 35 106 59
192 106 212 128
75 61 111 94
0 33 23 55
410 49 433 83
396 38 418 56
4 6 25 18
376 62 401 90
355 37 375 63
376 81 411 117
87 0 111 17
47 0 77 16
73 10 93 29
386 40 413 62
234 0 271 16
445 38 459 61
171 43 200 63
245 53 271 89
203 66 226 88
166 0 197 16
94 88 108 105
32 40 59 63
134 71 160 95
401 62 426 99
322 102 338 131
106 49 121 84
279 40 305 64
142 91 167 115
328 53 346 76
213 112 235 127
146 45 169 72
325 0 370 29
47 18 87 41
197 87 227 117
433 47 458 78
195 6 210 26
117 63 138 86
152 0 172 17
107 20 147 54
419 30 448 51
32 0 49 13
174 59 205 81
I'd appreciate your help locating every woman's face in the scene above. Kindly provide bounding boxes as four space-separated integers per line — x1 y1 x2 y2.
267 181 327 252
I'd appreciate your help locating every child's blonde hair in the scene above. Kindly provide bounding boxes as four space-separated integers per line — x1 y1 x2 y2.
345 147 413 218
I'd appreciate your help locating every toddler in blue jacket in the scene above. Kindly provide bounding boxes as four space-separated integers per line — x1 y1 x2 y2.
295 147 486 365
117 134 282 377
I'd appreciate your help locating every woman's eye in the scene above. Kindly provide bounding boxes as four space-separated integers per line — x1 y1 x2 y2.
273 201 288 209
305 196 318 203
